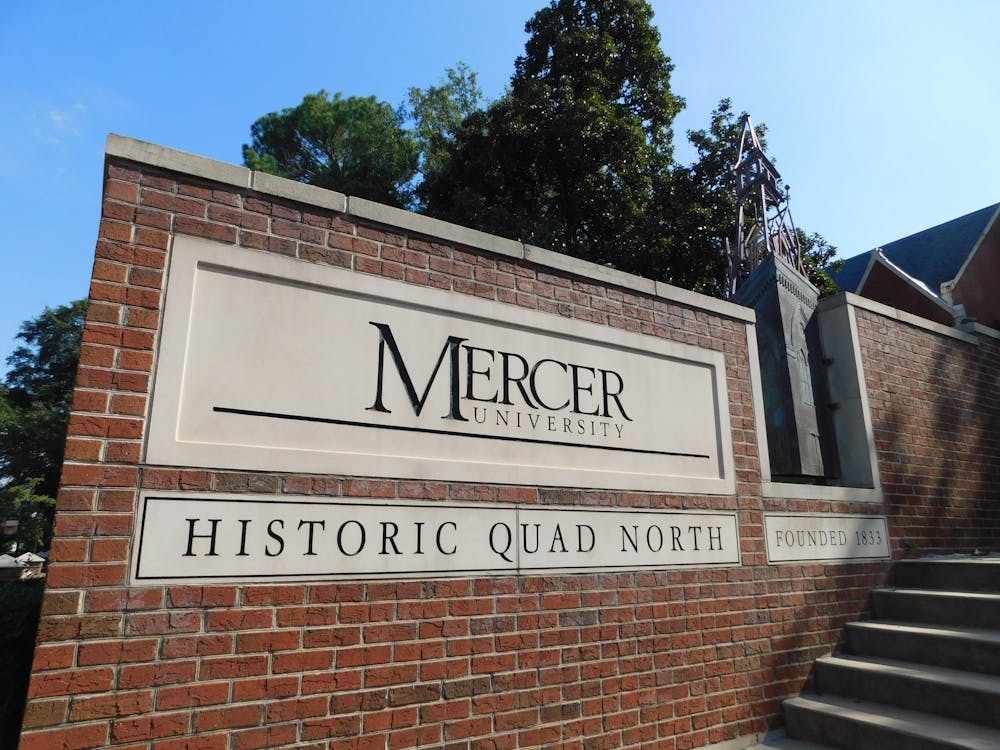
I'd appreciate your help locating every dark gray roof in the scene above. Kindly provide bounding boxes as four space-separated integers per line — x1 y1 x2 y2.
833 203 1000 293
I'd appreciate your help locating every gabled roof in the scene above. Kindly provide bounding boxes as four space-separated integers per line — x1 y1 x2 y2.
834 202 1000 294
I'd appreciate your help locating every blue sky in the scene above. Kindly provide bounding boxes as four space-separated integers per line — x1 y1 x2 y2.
2 0 999 370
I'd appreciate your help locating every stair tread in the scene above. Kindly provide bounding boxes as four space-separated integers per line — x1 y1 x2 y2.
847 619 1000 645
747 734 835 750
786 693 1000 749
818 653 1000 694
898 556 1000 564
876 587 1000 601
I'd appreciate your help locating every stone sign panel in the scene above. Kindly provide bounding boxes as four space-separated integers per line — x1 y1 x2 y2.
764 513 890 563
146 236 735 493
132 493 741 583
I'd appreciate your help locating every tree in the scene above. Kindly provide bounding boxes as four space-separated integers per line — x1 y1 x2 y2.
243 91 419 208
0 480 55 554
421 0 683 274
407 63 483 199
678 99 840 296
800 230 842 297
1 299 86 503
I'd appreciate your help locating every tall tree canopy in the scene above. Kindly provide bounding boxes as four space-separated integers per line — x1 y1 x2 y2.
420 0 683 274
243 91 419 208
407 63 483 195
241 1 839 297
0 299 85 553
1 300 85 499
678 99 839 296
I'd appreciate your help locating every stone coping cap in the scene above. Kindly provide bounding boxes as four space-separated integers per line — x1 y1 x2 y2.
106 134 756 323
819 292 979 344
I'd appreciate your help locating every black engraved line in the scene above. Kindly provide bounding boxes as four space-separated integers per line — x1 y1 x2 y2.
213 406 710 459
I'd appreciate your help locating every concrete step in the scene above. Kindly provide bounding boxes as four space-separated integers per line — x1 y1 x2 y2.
746 734 834 750
784 693 1000 750
846 620 1000 675
813 654 1000 728
871 587 1000 628
892 558 1000 593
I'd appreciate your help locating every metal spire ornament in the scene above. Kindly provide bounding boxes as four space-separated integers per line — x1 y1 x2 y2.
725 115 804 299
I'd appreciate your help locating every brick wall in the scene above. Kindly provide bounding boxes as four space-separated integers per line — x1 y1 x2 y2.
855 307 1000 554
16 139 999 750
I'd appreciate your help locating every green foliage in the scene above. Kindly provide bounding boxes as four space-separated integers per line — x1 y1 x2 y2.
242 4 843 298
0 579 45 747
0 302 83 739
0 479 55 554
243 91 419 208
800 230 843 298
407 63 483 195
679 99 841 297
420 0 683 275
1 300 86 501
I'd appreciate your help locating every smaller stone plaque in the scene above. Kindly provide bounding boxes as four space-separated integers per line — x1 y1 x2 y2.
132 493 741 583
764 513 890 563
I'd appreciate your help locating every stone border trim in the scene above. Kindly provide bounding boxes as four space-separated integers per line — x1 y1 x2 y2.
821 292 978 345
105 133 756 324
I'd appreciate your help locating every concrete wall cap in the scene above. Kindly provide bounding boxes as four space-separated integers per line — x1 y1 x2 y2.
347 197 524 260
250 171 346 213
523 244 657 296
971 322 1000 341
106 134 251 189
106 134 758 324
655 281 757 323
821 292 979 345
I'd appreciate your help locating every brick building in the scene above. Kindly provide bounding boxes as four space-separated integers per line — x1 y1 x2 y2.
834 202 1000 328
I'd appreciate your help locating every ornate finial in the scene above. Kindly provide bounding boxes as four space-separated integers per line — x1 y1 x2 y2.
725 115 804 299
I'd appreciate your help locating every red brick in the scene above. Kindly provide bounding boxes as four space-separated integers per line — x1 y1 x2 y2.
126 611 201 635
29 667 115 698
200 655 269 680
35 614 122 642
84 587 157 616
168 586 238 607
272 649 334 673
20 698 69 729
31 643 76 671
110 711 190 743
77 638 158 666
141 189 204 216
40 590 82 616
175 215 237 243
69 691 153 721
106 180 139 203
157 682 231 710
232 676 299 702
18 723 109 750
231 724 298 750
99 220 133 242
265 696 328 722
119 660 197 689
45 563 126 587
119 349 153 371
162 634 234 659
193 704 261 732
111 393 146 416
236 629 300 653
205 608 273 631
242 584 306 605
301 715 361 740
154 735 229 750
49 538 88 563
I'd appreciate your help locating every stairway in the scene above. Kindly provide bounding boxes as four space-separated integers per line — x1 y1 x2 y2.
780 557 1000 749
